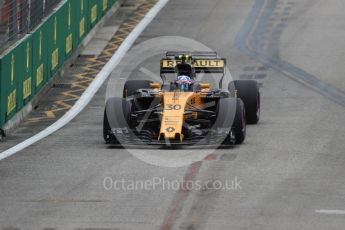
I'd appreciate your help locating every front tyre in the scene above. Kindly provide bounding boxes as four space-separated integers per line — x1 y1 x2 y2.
232 98 246 144
103 97 133 144
216 98 246 145
103 109 117 144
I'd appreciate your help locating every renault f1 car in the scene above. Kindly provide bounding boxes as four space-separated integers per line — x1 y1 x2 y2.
103 52 260 147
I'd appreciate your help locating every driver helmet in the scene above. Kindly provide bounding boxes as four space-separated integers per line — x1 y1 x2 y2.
176 75 193 91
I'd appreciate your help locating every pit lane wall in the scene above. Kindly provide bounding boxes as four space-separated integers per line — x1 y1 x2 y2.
0 0 117 127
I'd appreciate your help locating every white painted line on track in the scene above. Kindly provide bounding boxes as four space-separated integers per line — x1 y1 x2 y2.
315 210 345 215
0 0 169 161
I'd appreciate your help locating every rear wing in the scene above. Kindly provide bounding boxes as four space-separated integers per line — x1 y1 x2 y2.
160 51 226 74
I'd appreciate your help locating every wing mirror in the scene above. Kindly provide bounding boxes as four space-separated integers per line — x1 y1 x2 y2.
199 83 211 91
150 83 161 89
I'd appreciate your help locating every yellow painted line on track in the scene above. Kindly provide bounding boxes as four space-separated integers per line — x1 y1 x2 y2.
45 111 56 119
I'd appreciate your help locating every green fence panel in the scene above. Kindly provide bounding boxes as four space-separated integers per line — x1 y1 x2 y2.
102 0 108 14
1 49 19 122
63 1 75 59
21 36 33 106
0 58 2 126
31 21 49 95
0 56 5 126
88 0 102 29
72 0 89 48
47 7 64 78
0 35 33 124
56 3 69 69
102 0 112 14
0 45 17 125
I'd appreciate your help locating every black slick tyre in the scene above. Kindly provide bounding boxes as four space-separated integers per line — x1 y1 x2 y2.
229 80 260 124
103 97 132 144
232 98 246 144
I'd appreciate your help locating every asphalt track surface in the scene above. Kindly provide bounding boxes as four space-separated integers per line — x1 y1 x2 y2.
1 0 345 229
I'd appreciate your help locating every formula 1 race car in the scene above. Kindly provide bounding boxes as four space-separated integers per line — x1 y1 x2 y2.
103 52 260 147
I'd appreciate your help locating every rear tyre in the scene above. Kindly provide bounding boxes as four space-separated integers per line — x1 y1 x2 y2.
103 97 133 144
123 80 153 98
229 80 260 124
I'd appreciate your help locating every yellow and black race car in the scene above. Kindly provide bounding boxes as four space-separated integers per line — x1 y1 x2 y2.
103 52 260 147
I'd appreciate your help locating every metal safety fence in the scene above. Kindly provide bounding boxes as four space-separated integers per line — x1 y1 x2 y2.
0 0 118 127
0 0 63 52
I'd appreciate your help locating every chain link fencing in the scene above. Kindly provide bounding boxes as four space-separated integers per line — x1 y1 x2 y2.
0 0 62 52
